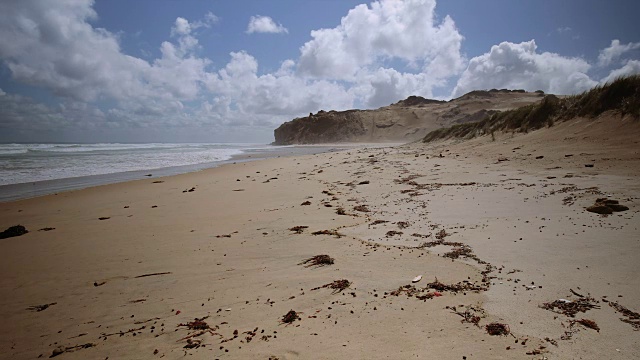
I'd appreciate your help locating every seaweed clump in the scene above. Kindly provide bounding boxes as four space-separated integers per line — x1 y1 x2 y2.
0 225 28 239
485 322 510 336
298 255 334 268
540 296 600 317
311 279 351 294
281 310 300 324
609 301 640 330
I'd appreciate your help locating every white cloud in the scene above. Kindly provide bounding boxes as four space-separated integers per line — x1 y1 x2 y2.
205 51 353 118
601 60 640 83
0 0 214 107
598 39 640 66
246 15 288 34
297 0 465 82
171 17 192 36
0 1 353 140
3 1 636 143
452 40 598 97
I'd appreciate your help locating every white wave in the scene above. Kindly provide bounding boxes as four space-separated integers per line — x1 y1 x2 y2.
0 144 253 185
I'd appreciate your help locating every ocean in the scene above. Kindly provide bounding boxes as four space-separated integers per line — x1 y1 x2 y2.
0 143 339 202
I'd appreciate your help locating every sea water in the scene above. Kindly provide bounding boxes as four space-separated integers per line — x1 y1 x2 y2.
0 142 329 202
0 143 263 186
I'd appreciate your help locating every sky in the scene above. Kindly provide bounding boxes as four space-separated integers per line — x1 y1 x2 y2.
0 0 639 144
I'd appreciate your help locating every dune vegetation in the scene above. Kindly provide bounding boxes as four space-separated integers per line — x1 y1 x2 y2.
423 75 640 143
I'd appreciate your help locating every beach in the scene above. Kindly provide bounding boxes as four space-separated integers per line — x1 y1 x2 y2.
0 116 639 359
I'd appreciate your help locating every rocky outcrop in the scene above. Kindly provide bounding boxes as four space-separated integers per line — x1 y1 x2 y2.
273 92 544 145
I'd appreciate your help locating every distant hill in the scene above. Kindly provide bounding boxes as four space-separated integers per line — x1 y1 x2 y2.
273 90 544 145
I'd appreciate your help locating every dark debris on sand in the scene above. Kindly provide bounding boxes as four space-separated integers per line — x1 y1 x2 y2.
485 322 510 336
311 229 345 238
540 296 600 317
298 255 334 268
571 318 600 332
0 225 28 239
27 302 57 312
177 316 222 345
289 226 308 234
281 310 301 324
426 278 486 293
50 343 96 358
586 198 629 215
609 301 640 330
311 279 351 294
178 317 211 331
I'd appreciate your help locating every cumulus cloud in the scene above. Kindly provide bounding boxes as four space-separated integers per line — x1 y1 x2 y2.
205 52 353 117
0 0 213 107
601 60 640 83
0 0 355 140
598 39 640 66
2 0 634 143
246 15 288 34
452 40 598 97
297 0 464 82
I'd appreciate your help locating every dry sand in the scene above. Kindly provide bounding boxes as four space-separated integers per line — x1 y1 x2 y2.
0 114 639 359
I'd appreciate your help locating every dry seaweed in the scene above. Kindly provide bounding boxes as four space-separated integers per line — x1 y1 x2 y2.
298 255 334 268
335 208 347 215
450 305 483 326
178 317 211 331
426 278 485 293
1 225 28 239
100 325 146 338
27 302 56 312
176 316 221 343
609 301 640 330
135 272 172 278
311 279 351 294
370 220 388 225
385 230 403 237
50 343 95 358
281 310 300 324
485 322 509 336
443 245 473 259
311 229 345 238
389 285 422 297
540 296 600 317
288 226 308 234
571 318 600 332
411 233 431 238
435 229 448 240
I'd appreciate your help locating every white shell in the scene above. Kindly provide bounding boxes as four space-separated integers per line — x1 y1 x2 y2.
412 275 422 283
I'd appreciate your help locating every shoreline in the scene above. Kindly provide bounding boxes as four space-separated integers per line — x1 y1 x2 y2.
0 143 379 203
0 120 638 359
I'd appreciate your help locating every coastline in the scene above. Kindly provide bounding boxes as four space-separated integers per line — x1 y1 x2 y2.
0 144 372 203
0 120 638 359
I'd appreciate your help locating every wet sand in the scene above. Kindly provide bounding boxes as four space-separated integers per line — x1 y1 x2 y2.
0 116 639 359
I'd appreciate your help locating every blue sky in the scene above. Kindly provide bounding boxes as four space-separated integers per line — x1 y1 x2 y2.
0 0 639 143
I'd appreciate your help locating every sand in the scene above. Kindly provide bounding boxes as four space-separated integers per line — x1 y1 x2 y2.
0 114 639 359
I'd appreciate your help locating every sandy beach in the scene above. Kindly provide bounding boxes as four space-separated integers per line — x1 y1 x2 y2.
1 115 639 359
